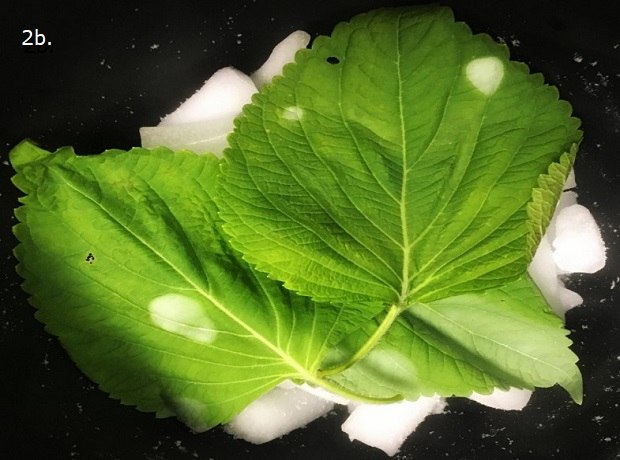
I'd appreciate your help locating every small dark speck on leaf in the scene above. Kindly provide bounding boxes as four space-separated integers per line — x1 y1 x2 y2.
86 253 95 264
326 56 340 64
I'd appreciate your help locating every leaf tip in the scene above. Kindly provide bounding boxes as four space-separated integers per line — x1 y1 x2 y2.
564 372 584 405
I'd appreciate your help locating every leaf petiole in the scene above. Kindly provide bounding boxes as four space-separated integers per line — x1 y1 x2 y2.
317 303 402 377
312 376 404 404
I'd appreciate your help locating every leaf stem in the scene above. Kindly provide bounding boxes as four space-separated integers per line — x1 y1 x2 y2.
317 303 402 377
312 377 404 404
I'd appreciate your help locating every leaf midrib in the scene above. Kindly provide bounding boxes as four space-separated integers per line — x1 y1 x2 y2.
396 13 411 305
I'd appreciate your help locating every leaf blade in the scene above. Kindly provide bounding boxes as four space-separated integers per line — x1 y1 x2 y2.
217 6 582 313
11 142 366 429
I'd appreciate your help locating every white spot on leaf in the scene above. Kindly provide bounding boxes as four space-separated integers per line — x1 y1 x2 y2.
466 56 504 96
280 106 304 121
149 294 216 343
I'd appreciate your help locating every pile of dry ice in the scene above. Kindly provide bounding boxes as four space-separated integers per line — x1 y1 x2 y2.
139 32 607 456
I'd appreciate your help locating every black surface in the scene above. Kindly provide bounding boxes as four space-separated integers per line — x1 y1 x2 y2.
1 1 619 459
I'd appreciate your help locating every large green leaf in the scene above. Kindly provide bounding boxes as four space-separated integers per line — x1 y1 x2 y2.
10 141 371 430
217 5 581 312
322 275 582 402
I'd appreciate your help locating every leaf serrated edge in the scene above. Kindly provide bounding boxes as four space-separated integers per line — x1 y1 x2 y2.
526 143 579 258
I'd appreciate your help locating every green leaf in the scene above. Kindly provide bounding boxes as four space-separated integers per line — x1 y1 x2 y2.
10 141 372 430
217 5 581 312
324 275 582 402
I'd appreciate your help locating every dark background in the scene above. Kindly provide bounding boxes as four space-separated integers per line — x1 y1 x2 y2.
1 1 619 459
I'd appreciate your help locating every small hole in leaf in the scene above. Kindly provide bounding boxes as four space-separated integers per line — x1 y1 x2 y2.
326 56 340 65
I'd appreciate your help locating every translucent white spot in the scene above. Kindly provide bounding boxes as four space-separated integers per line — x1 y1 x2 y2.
280 106 303 121
149 294 216 343
466 56 504 96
